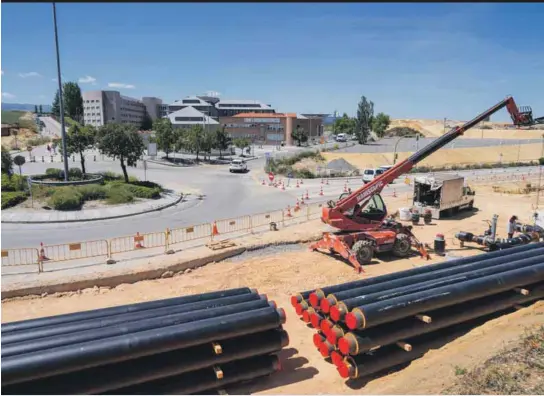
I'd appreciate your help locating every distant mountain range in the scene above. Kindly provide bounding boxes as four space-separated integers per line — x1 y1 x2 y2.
1 103 52 112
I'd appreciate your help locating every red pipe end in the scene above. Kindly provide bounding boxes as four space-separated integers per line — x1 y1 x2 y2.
268 300 277 309
330 350 344 367
337 360 356 379
320 319 333 335
319 341 335 358
302 309 313 323
310 312 322 329
290 294 302 307
327 326 344 346
320 297 336 314
313 333 325 348
309 291 323 308
295 300 308 316
277 308 287 325
280 330 290 347
329 305 345 322
337 336 355 355
345 311 363 330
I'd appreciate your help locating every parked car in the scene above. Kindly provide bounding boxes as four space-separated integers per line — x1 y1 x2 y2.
362 168 385 183
335 133 347 142
229 159 248 173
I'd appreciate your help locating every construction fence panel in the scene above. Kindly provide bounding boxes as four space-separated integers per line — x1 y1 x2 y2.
214 216 252 239
41 240 109 263
109 232 166 255
308 202 326 220
283 203 310 226
1 248 40 269
169 223 212 246
250 210 284 232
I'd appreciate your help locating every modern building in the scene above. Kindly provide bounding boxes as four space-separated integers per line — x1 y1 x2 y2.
82 90 148 128
141 97 163 121
167 96 218 119
215 100 275 118
220 112 323 146
166 106 219 131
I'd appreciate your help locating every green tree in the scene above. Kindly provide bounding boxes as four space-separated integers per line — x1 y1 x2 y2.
63 82 84 121
66 124 95 174
333 113 357 135
356 96 374 144
153 118 175 159
214 126 232 158
39 105 43 114
141 112 153 130
34 105 38 114
372 112 391 138
97 124 145 183
201 129 216 161
233 137 251 156
291 125 308 146
1 146 14 175
184 125 205 161
52 90 61 117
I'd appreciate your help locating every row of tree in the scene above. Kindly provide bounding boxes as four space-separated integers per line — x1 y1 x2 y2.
332 96 392 143
34 105 45 114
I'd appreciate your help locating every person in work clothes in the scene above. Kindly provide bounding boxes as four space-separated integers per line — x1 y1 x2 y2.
507 215 518 239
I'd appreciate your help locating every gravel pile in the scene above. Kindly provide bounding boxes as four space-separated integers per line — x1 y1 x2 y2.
326 158 357 171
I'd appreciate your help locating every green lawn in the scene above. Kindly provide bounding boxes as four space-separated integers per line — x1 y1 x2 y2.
1 110 27 125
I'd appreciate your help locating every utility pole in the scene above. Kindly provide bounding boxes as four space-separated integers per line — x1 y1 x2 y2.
53 2 69 181
536 134 544 210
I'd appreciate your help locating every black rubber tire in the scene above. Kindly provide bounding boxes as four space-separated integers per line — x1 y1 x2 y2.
392 233 411 257
352 240 374 264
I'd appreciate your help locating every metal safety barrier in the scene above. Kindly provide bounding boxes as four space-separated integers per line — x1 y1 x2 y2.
109 232 167 255
250 210 284 231
169 223 213 244
1 248 40 271
40 240 109 265
213 216 251 238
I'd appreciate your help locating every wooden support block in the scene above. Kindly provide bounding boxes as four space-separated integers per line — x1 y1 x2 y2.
415 314 432 323
212 342 223 355
514 287 529 296
396 341 413 352
213 365 224 380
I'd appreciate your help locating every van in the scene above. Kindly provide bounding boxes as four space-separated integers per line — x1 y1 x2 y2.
362 168 385 183
335 133 347 142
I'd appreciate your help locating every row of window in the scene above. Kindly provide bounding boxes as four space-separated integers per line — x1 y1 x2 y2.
217 104 264 108
120 106 145 112
85 112 101 117
174 117 205 122
85 99 100 103
224 123 284 131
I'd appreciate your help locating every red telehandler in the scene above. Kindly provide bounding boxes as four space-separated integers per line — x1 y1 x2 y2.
310 96 541 272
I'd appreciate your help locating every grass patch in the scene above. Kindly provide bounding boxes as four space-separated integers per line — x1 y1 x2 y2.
1 191 27 209
264 151 325 179
1 111 26 124
105 184 134 205
445 325 544 395
27 136 52 146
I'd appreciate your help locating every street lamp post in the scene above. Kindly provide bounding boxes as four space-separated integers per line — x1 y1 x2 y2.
536 134 544 210
52 2 69 181
393 135 409 165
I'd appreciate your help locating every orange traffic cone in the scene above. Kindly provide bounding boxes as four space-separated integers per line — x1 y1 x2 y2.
305 190 310 200
39 242 49 261
319 186 324 196
295 199 301 211
282 182 286 191
326 178 329 185
286 205 293 217
393 189 397 198
343 184 348 193
301 194 305 205
300 179 304 185
261 178 266 185
321 178 324 184
134 232 144 249
296 180 300 188
212 221 219 237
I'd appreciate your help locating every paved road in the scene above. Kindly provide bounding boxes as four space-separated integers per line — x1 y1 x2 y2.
39 116 62 139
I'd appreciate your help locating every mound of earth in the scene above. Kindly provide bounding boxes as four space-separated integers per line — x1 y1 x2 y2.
326 158 357 171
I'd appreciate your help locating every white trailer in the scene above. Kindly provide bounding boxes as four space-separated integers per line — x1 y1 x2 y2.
412 173 475 219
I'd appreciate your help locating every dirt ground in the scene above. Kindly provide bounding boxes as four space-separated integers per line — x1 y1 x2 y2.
2 188 542 394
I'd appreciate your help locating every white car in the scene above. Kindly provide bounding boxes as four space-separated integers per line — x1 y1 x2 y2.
362 168 385 183
229 159 248 173
335 133 347 142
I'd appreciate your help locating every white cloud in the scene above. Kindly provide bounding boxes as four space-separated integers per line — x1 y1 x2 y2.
2 92 16 99
18 71 41 78
108 82 135 89
79 75 97 84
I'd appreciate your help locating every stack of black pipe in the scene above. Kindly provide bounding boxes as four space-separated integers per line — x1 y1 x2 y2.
291 242 544 380
1 287 288 394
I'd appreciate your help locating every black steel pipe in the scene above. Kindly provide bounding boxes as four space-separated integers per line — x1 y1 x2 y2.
106 354 280 395
2 298 273 358
1 306 286 386
338 282 544 355
1 287 256 334
345 262 544 330
490 234 535 250
330 254 544 322
2 329 288 395
307 242 543 307
323 246 544 314
2 292 265 346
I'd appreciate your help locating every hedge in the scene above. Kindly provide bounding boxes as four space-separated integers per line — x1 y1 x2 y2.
47 187 83 210
105 184 134 204
1 174 27 192
1 191 27 209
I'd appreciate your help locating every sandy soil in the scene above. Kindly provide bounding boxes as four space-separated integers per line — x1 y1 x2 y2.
323 143 543 169
2 188 542 394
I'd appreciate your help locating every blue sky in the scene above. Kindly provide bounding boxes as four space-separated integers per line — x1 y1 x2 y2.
1 3 543 121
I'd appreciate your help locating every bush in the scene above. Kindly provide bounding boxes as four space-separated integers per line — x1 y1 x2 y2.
78 184 107 201
27 136 51 146
108 181 161 199
100 171 124 181
45 168 64 180
47 187 83 210
68 167 83 180
1 191 27 209
105 184 134 205
1 173 27 192
130 180 163 190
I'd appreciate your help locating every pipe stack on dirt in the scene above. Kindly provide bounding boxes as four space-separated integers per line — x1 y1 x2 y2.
1 287 288 395
290 243 544 381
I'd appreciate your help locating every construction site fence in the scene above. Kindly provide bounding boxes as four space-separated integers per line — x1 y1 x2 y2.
2 202 327 274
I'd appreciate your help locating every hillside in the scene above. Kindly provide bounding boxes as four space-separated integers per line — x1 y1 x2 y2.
1 103 52 112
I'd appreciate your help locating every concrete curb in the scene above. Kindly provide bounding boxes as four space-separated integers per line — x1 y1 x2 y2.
147 156 260 168
1 193 184 224
1 237 322 300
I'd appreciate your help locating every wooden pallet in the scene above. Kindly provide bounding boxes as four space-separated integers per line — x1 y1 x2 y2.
206 239 236 250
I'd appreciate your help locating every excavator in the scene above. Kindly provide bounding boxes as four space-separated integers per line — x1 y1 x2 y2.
310 96 542 272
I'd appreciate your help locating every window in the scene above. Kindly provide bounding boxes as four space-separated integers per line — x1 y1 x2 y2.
174 116 205 122
183 99 201 104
